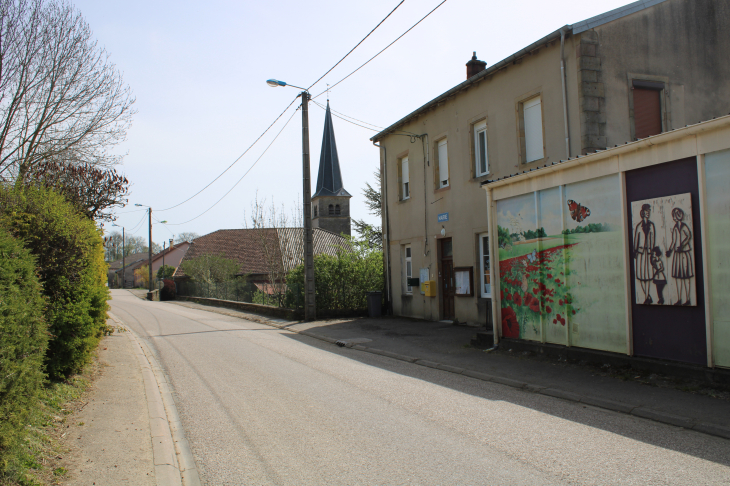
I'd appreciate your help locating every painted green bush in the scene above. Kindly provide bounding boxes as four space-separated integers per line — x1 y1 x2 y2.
0 227 47 471
0 185 108 380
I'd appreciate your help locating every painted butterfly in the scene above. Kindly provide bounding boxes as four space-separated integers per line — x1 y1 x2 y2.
526 249 538 263
567 199 591 223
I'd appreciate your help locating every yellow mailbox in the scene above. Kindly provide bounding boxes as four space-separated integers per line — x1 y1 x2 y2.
423 280 437 297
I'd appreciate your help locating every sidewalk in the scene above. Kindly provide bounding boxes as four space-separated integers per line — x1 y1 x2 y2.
61 318 198 486
171 300 730 440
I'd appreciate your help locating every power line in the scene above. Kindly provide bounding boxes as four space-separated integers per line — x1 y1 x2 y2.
168 106 300 226
307 0 404 91
312 101 380 132
313 0 449 100
157 96 300 212
313 100 384 129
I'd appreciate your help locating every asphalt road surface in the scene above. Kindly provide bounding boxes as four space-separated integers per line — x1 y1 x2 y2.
110 290 730 485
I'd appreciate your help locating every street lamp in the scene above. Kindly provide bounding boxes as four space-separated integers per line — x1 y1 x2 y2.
267 78 316 320
112 223 125 288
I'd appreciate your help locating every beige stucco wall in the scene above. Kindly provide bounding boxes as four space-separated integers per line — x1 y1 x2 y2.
381 38 579 325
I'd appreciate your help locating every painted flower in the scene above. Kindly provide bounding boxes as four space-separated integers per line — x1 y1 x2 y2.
502 307 519 338
505 291 512 301
559 299 564 306
553 319 557 324
532 288 538 295
546 306 552 314
529 299 540 313
514 293 522 306
572 310 576 315
547 274 553 279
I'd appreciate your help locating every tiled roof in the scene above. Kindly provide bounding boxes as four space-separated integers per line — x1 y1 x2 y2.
173 228 347 279
108 252 149 272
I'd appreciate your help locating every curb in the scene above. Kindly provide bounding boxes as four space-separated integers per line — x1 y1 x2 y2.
109 312 202 486
162 301 730 442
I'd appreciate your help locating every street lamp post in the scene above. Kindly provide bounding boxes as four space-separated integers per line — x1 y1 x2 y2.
112 224 125 288
267 79 316 320
135 205 167 293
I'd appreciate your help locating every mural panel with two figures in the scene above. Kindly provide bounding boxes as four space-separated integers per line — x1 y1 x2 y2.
630 194 696 307
496 175 627 353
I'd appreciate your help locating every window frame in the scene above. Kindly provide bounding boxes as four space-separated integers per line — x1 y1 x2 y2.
405 245 413 294
437 139 449 189
474 121 489 177
522 95 544 164
402 156 410 200
479 233 491 298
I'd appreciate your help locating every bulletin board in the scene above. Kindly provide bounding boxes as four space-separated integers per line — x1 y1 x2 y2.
454 267 474 297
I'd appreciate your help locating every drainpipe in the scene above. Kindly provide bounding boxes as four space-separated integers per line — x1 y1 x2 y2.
560 26 571 159
373 141 392 313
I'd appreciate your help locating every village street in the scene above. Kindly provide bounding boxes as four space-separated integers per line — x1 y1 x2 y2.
107 290 730 485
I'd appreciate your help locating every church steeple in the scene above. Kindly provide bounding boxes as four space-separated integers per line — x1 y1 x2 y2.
314 102 350 198
312 101 351 236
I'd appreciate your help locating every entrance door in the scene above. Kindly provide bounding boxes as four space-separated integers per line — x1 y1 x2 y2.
440 238 455 320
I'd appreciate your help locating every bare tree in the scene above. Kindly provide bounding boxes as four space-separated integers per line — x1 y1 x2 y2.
244 194 295 307
175 231 200 244
0 0 136 182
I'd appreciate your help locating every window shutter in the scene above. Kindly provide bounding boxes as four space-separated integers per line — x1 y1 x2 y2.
633 87 662 139
524 96 544 163
438 140 448 187
402 158 409 184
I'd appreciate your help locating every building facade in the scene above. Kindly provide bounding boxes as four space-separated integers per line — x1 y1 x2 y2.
484 115 730 369
372 0 730 327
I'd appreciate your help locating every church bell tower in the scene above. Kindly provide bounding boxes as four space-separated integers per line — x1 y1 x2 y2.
312 101 351 236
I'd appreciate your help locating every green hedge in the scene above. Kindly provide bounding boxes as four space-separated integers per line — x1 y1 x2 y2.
0 227 47 468
286 239 383 312
0 185 108 380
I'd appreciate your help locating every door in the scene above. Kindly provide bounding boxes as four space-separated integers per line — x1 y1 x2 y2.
440 238 455 320
625 157 707 365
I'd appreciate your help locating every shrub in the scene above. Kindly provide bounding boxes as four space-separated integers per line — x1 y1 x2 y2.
0 228 47 470
134 264 150 288
181 253 240 283
0 185 108 380
157 264 175 279
160 279 176 301
286 236 383 313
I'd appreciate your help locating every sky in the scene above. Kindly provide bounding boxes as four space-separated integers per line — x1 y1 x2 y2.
72 0 638 244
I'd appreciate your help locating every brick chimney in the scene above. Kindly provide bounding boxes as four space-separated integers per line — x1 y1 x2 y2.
466 51 487 79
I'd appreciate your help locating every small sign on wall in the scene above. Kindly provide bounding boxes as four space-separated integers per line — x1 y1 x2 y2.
419 268 429 294
437 212 449 222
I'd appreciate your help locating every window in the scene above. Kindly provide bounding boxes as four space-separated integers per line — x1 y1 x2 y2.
335 204 341 215
437 139 449 188
632 80 664 139
405 245 412 293
328 204 334 215
474 121 488 176
402 156 410 199
523 96 544 163
479 233 491 297
314 205 318 217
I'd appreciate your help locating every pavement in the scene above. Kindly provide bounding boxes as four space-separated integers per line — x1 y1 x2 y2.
62 317 198 486
170 299 730 440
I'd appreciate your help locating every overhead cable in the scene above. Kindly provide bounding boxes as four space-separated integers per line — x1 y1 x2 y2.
307 0 405 91
313 0 449 100
158 96 299 212
167 106 300 226
312 101 381 131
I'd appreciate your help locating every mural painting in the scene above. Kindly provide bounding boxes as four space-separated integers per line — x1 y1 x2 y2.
496 175 627 353
705 149 730 369
630 194 696 306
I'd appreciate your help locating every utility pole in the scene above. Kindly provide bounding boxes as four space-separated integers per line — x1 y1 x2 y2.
162 240 166 276
121 227 125 288
148 208 153 292
301 91 316 320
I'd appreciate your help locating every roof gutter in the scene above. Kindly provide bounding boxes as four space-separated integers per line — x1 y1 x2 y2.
481 115 730 190
371 25 572 142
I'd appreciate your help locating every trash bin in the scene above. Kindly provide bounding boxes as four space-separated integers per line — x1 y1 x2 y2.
366 291 383 318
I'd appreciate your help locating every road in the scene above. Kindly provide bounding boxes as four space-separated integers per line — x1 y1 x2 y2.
109 290 730 485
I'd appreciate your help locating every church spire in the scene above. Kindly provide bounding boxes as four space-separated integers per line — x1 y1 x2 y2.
313 101 350 198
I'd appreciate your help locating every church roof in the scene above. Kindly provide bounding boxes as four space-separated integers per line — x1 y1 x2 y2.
313 102 351 198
